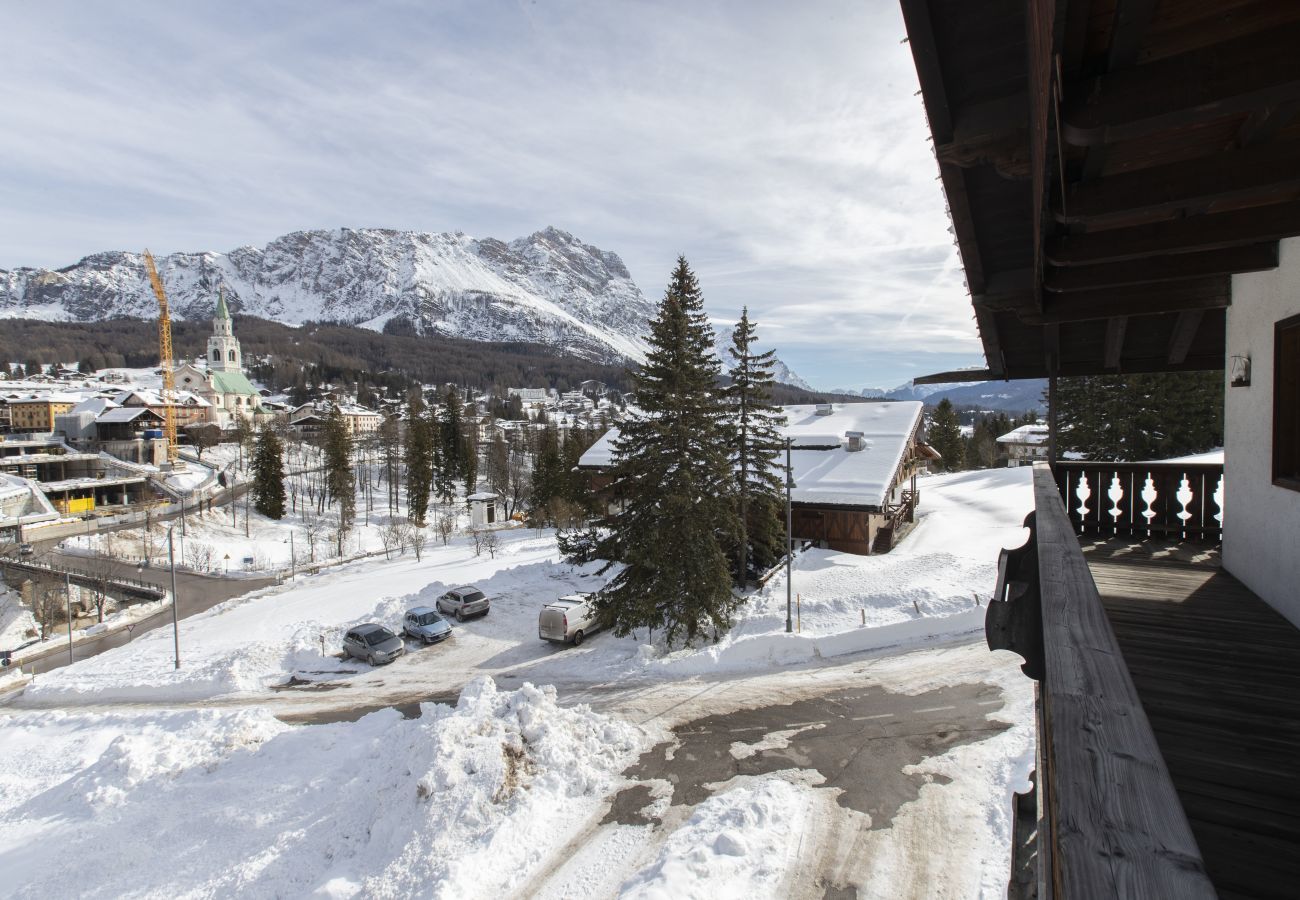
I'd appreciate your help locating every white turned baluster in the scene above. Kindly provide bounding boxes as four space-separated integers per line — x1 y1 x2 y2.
1213 474 1225 526
1074 472 1092 520
1175 475 1194 524
1140 475 1159 528
1107 474 1125 522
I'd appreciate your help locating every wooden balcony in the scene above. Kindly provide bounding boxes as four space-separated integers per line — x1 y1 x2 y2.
991 463 1300 899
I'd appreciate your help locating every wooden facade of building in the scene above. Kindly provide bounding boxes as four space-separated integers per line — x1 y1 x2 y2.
902 1 1300 896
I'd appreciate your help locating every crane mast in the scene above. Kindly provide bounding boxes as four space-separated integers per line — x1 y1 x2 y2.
143 249 180 465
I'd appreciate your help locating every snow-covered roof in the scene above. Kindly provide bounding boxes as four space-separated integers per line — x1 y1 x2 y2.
97 407 161 424
996 424 1050 445
69 397 119 416
578 401 924 508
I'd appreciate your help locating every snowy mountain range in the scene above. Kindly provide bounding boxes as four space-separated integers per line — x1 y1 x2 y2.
832 378 1047 413
1 226 815 388
711 326 814 392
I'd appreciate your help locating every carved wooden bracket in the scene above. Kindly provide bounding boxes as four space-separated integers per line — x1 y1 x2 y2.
987 511 1044 681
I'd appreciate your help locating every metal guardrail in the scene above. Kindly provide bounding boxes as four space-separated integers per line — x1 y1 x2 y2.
0 558 166 602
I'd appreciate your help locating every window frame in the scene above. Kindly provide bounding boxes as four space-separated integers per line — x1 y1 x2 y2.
1274 312 1300 492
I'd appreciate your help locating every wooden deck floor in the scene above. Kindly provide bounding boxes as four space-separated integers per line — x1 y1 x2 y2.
1088 555 1300 900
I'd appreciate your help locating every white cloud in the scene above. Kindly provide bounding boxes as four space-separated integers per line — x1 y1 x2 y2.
0 0 983 389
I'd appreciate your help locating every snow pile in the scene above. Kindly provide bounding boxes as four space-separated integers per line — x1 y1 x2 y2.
0 678 644 898
0 574 36 650
619 777 816 899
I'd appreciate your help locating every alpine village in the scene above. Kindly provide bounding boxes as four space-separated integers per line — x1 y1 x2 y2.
0 2 1297 899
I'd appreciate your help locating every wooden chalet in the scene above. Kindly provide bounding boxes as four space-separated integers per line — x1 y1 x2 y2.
902 2 1300 897
576 402 934 556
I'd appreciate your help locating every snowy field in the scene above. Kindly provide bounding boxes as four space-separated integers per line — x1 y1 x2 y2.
0 467 1037 898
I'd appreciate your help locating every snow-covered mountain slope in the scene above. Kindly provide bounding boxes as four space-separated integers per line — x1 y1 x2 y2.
711 326 811 391
0 227 654 363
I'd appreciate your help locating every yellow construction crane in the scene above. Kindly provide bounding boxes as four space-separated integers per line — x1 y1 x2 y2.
143 249 180 465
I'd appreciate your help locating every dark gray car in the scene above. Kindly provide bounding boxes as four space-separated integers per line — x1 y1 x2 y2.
342 624 405 666
403 606 453 644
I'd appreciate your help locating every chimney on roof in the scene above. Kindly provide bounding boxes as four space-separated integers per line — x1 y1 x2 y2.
815 403 834 416
845 431 869 452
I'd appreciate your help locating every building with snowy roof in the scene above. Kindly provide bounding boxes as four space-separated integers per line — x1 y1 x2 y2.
578 401 937 555
996 423 1050 467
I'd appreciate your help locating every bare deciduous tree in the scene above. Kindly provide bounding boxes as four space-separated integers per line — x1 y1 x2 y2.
189 541 214 573
436 513 456 546
380 518 406 560
469 528 484 557
404 522 428 562
481 528 499 559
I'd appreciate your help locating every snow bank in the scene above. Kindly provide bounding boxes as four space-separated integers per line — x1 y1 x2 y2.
618 777 816 900
0 678 644 899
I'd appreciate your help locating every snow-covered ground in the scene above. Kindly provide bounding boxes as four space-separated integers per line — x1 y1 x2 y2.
0 467 1037 897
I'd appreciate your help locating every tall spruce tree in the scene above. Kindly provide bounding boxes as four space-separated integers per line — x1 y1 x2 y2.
928 399 965 471
440 387 465 491
725 308 787 587
404 392 433 526
597 257 742 645
322 404 356 532
251 425 286 519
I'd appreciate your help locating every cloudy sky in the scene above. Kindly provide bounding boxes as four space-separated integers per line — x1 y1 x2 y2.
0 0 982 391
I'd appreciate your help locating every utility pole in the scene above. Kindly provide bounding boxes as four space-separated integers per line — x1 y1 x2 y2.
785 438 795 634
168 527 180 669
65 572 74 663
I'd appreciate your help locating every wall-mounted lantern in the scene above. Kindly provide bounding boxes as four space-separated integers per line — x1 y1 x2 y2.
1230 354 1252 387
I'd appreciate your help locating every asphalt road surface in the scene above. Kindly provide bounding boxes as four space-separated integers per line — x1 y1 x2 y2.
11 545 275 676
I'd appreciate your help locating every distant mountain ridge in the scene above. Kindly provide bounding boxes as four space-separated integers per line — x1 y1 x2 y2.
831 377 1046 412
0 226 814 388
0 227 654 363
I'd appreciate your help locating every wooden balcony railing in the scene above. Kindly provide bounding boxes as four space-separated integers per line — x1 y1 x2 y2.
1053 460 1224 542
989 464 1216 899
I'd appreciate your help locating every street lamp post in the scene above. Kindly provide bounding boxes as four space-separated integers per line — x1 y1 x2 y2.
168 526 180 669
785 438 796 634
65 572 74 664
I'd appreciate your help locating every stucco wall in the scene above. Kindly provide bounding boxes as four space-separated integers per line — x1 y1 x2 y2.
1225 238 1300 625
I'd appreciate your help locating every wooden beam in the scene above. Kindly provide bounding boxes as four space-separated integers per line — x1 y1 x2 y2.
1026 0 1064 310
1057 142 1300 225
1061 24 1300 147
1104 0 1158 71
1236 100 1300 148
899 0 953 142
1105 316 1128 370
1043 322 1061 375
1045 243 1279 291
1047 202 1300 266
1026 277 1230 324
1167 309 1205 365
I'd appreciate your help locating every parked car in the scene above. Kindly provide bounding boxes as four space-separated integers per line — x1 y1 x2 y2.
342 624 405 666
436 586 490 621
18 543 34 557
539 594 603 646
403 606 453 644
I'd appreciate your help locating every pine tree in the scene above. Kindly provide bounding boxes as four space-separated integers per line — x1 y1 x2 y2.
440 386 464 492
251 425 286 519
527 426 563 524
928 399 965 471
1054 371 1222 460
725 308 787 587
322 404 356 532
404 392 433 526
596 257 741 645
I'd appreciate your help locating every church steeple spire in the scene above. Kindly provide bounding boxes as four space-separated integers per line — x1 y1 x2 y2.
208 288 240 371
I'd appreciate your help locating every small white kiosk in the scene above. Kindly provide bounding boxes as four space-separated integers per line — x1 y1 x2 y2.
466 491 502 527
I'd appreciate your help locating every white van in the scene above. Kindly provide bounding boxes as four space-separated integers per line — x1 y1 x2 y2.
539 594 603 646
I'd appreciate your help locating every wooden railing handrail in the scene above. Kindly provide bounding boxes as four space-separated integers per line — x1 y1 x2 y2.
989 464 1216 899
1052 459 1224 543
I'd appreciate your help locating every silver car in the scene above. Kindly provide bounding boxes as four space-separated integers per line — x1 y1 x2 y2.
342 624 405 666
403 606 453 644
436 586 490 621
